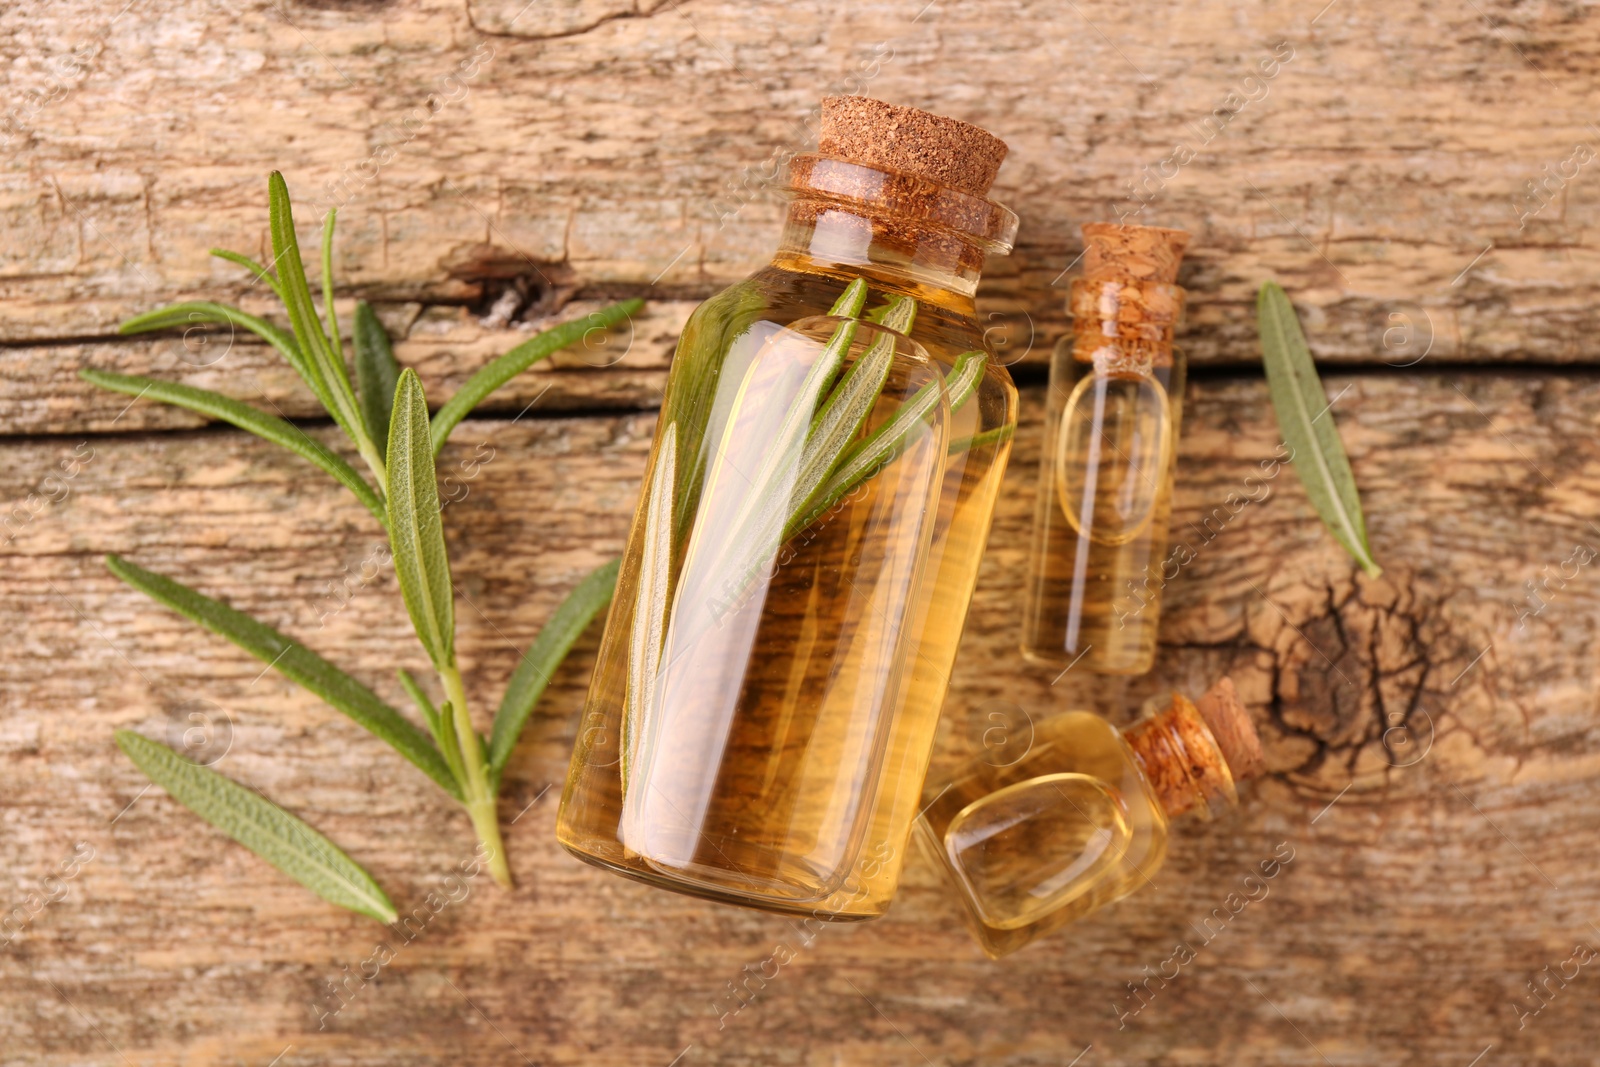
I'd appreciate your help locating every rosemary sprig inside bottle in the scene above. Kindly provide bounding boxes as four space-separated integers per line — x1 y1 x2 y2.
620 280 987 796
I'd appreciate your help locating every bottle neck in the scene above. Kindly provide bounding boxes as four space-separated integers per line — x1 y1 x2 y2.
1122 692 1240 820
771 199 987 307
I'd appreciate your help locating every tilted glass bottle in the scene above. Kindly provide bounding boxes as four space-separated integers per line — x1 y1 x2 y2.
558 97 1020 920
1022 223 1190 675
916 677 1263 958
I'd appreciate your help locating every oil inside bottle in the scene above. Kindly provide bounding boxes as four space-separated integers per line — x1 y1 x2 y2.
1055 371 1171 545
559 266 1015 919
945 771 1134 930
1022 223 1189 676
917 711 1169 953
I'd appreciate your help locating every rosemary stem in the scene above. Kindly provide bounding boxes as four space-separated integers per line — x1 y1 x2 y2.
440 662 511 888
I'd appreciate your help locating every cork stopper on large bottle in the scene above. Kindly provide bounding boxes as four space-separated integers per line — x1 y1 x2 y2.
1122 677 1264 819
817 96 1009 197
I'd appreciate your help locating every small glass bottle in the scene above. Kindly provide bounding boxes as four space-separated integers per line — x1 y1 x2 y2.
915 677 1263 958
558 97 1020 920
1021 223 1190 675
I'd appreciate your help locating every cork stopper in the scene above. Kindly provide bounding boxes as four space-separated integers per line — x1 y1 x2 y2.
1070 222 1191 370
817 96 1009 198
1121 677 1263 819
1194 676 1265 782
1081 222 1190 284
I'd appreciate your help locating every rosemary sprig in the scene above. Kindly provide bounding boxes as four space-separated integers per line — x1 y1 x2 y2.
617 286 994 812
88 172 637 904
1257 281 1382 578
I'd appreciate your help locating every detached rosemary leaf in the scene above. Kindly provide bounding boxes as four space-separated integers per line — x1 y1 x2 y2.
79 370 385 522
119 301 311 385
210 248 287 302
114 730 397 924
105 554 460 800
354 302 401 447
386 370 456 671
430 299 644 455
487 557 620 782
1257 281 1382 578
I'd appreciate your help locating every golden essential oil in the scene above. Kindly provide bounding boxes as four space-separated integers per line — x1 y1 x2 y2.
1022 223 1191 676
916 677 1263 957
559 98 1020 920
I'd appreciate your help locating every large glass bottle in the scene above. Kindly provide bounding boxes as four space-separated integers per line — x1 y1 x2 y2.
1022 223 1190 675
916 677 1263 958
558 97 1020 920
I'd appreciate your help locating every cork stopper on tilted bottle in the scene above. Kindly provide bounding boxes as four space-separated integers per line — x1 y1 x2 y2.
1122 677 1266 819
1071 222 1191 370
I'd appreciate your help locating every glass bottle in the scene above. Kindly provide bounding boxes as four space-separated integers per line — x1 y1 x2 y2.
1022 223 1191 675
558 97 1020 921
915 677 1263 958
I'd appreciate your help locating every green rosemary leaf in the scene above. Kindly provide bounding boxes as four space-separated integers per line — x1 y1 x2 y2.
829 278 869 318
397 668 442 738
429 299 644 455
114 730 397 923
431 701 467 788
209 248 287 302
944 349 987 413
789 330 895 517
79 370 385 523
354 302 401 447
867 293 917 334
622 422 676 799
948 423 1014 455
386 370 456 671
104 554 460 800
321 209 345 396
487 557 620 783
267 172 364 446
719 317 860 539
787 350 982 539
119 301 311 385
1257 281 1382 578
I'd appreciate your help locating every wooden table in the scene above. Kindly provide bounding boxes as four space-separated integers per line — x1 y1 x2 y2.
5 1 1598 1063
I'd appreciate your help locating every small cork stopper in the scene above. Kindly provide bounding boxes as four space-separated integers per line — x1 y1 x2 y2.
1194 676 1266 782
1121 677 1261 819
1081 222 1190 284
818 96 1009 198
1071 222 1191 370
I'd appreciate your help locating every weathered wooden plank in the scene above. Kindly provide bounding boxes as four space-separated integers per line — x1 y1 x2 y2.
3 299 691 435
3 376 1596 1064
4 0 1600 375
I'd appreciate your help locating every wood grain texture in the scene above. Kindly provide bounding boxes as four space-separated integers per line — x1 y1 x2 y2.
6 0 1600 1063
4 377 1599 1065
5 299 692 436
6 0 1600 434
